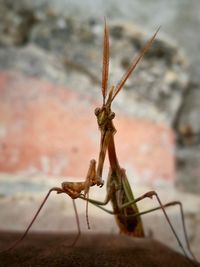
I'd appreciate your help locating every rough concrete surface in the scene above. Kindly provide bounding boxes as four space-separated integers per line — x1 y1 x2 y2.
0 232 199 267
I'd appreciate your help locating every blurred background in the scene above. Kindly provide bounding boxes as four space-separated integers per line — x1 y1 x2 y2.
0 0 199 259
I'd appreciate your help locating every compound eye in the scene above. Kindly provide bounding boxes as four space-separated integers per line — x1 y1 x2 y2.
109 112 115 120
94 107 101 116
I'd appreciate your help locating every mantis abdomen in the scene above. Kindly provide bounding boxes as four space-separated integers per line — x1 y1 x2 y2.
108 167 145 237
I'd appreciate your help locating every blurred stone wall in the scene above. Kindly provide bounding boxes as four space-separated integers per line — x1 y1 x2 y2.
0 0 199 193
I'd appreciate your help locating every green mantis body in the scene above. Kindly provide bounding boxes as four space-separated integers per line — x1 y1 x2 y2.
0 20 198 264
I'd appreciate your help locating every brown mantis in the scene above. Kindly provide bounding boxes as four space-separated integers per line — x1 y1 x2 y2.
0 20 198 264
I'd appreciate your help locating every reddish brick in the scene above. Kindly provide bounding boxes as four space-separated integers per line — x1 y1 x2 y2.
0 71 175 186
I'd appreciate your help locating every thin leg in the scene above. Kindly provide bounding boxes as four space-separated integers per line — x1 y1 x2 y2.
79 181 195 260
81 194 198 264
69 199 81 247
84 159 97 229
120 191 195 261
0 187 61 253
122 201 194 257
61 199 81 248
79 186 112 207
85 191 91 229
78 186 113 229
136 202 191 252
87 201 114 214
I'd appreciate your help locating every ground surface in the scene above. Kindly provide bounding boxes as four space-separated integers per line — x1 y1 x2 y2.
0 174 200 260
0 232 198 267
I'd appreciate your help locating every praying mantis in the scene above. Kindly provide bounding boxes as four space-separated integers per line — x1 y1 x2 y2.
0 20 198 264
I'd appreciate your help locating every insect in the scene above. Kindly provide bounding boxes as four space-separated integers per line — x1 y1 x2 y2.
79 20 197 262
0 20 197 264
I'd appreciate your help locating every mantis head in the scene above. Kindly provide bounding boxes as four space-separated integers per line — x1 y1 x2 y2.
94 19 159 129
94 84 116 129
